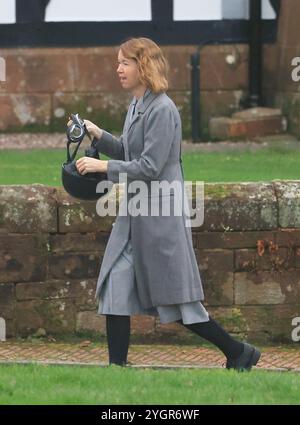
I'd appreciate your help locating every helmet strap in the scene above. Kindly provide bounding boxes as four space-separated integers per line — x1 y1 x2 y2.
66 138 83 163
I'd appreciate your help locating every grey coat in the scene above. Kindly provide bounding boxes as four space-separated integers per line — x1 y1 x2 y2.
94 88 205 309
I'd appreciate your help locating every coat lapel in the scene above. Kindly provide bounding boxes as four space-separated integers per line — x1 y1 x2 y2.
126 90 162 134
123 100 135 133
122 99 136 161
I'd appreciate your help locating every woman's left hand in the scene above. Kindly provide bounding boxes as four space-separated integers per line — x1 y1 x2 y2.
76 157 108 175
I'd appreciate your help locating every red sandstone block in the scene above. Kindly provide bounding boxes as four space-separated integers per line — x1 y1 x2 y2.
0 185 57 233
200 90 245 122
48 253 101 280
76 310 106 334
277 1 300 49
275 229 300 246
0 283 15 319
208 304 300 342
0 234 48 254
197 231 277 250
0 49 76 93
197 249 233 271
0 254 47 283
263 45 279 90
200 44 248 91
272 46 299 92
131 316 156 335
0 234 48 284
0 94 51 130
155 319 189 338
209 107 286 139
15 278 97 305
234 270 300 305
201 270 234 306
49 233 109 254
273 180 300 228
201 187 277 232
0 232 48 283
52 92 130 129
163 46 195 90
295 248 300 267
76 51 121 93
15 299 76 336
170 90 246 132
235 247 290 271
56 187 114 233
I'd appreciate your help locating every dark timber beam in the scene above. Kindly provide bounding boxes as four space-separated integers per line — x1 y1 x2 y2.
16 0 50 23
151 0 173 23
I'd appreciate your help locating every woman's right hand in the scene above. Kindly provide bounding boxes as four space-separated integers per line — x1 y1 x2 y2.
67 117 103 140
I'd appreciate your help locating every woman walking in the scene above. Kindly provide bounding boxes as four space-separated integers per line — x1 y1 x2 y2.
72 37 261 371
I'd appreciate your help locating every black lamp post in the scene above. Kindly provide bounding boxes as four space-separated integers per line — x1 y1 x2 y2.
247 0 263 107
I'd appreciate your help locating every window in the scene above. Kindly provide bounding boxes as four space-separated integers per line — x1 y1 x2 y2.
174 0 222 21
0 0 16 23
45 0 152 22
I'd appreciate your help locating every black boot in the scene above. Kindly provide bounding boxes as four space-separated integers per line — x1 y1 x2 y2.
106 314 131 367
176 316 261 370
226 342 261 371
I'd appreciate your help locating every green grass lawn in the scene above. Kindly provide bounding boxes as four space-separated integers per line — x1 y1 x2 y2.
0 364 299 405
0 147 299 185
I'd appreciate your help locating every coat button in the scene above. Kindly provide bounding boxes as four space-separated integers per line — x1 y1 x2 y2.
112 221 115 227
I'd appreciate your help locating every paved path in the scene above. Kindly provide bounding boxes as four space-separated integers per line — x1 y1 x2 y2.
0 341 299 371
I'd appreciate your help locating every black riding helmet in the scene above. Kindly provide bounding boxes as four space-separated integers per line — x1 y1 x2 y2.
61 114 109 200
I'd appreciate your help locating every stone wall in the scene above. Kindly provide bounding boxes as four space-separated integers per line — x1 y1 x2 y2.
0 43 277 139
0 181 299 344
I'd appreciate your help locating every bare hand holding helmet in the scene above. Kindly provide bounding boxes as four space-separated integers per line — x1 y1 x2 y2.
61 113 109 200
